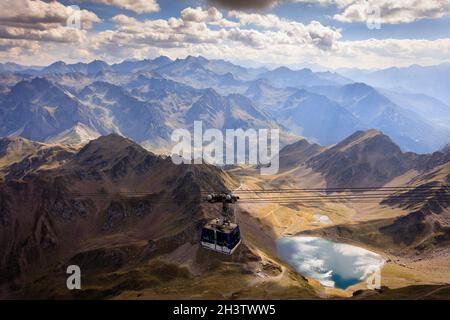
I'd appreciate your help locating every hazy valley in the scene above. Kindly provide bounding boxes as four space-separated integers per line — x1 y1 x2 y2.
1 56 449 153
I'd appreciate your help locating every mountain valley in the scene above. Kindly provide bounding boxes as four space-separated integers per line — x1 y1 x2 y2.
0 56 449 300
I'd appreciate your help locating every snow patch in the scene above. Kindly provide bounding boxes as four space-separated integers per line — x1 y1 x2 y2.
313 214 332 225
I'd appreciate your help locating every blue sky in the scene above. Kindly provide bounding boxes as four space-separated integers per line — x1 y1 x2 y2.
270 1 450 40
1 0 450 69
66 0 450 40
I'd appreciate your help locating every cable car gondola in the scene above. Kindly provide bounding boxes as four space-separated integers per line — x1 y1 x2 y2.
201 192 241 255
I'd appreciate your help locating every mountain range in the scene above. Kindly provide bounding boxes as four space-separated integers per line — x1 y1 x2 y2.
0 128 448 299
1 56 449 153
341 63 450 104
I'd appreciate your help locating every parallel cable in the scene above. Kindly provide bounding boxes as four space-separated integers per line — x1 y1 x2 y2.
201 186 448 194
65 184 448 206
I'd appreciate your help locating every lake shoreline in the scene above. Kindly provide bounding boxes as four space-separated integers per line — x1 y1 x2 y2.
277 236 385 290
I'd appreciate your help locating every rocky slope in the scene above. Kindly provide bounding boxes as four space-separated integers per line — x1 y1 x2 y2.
306 130 420 188
277 129 423 188
0 135 315 299
287 134 450 255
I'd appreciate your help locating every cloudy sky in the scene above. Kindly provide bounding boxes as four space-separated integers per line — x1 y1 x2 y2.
1 0 450 69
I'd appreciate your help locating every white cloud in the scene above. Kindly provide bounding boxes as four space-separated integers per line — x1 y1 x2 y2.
336 38 450 68
101 7 341 52
0 38 38 57
228 11 285 29
209 0 450 24
295 0 450 24
207 0 281 10
181 6 240 27
1 3 450 69
91 8 450 69
228 11 341 49
294 0 354 8
0 0 100 44
0 0 100 29
0 26 88 43
82 0 160 14
181 7 223 23
335 0 450 24
105 11 226 48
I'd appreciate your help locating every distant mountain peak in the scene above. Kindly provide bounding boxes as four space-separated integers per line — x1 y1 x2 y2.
8 76 55 98
46 123 100 145
73 133 160 174
274 66 313 73
89 59 108 65
185 55 207 63
343 82 373 91
0 135 42 150
85 133 131 146
0 136 45 166
30 76 53 86
273 66 291 72
270 66 314 75
348 128 383 139
153 55 172 63
202 87 220 96
48 61 67 67
78 133 144 158
306 129 419 188
440 144 450 155
332 129 394 152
